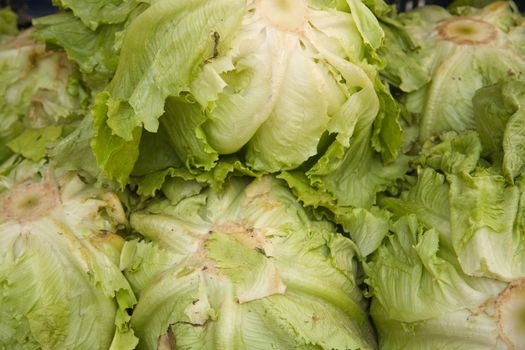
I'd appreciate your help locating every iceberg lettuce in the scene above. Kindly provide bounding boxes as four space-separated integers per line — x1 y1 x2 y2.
121 176 376 350
78 0 401 189
0 163 137 349
381 2 525 142
370 130 525 349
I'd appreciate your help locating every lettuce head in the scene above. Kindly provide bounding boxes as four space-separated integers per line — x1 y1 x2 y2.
0 161 137 349
121 176 377 350
0 26 87 164
76 0 403 188
381 1 525 142
369 130 525 349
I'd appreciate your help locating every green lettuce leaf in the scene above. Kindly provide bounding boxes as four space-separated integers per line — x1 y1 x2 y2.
379 168 452 244
91 92 142 186
303 121 409 210
33 6 147 91
419 131 481 175
52 0 141 30
131 155 259 197
48 115 101 177
473 80 525 182
371 302 507 350
7 125 63 162
378 19 429 93
449 170 525 281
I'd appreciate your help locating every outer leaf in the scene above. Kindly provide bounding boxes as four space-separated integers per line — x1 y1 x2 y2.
379 20 430 92
371 302 507 350
419 131 481 175
371 79 403 162
308 130 410 209
161 97 218 171
380 168 452 244
33 13 123 87
347 0 384 49
449 170 525 280
473 81 525 182
49 115 101 177
91 92 142 186
131 156 259 197
7 126 62 161
52 0 141 30
100 0 245 140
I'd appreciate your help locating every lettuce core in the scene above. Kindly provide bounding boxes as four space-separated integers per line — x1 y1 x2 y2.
257 0 308 32
437 17 497 45
0 180 60 222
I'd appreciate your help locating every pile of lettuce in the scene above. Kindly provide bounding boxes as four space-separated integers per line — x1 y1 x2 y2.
1 0 525 349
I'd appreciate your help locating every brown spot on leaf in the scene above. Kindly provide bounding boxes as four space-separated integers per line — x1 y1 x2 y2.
496 279 525 350
157 325 176 350
0 180 60 223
